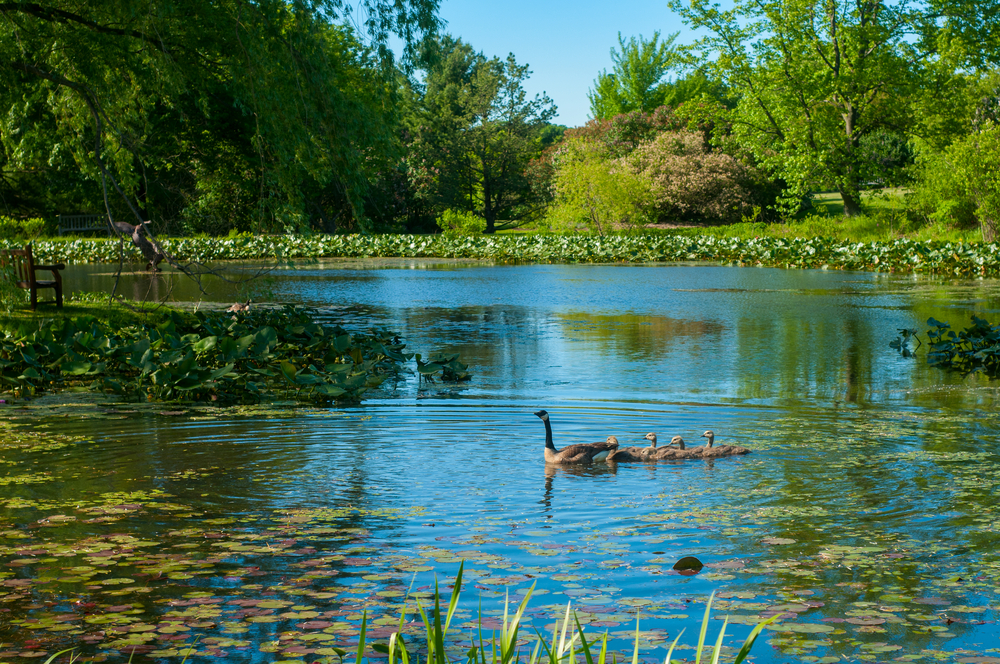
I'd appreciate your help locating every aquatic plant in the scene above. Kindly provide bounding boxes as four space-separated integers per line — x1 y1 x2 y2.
373 563 775 664
8 232 1000 276
0 305 470 402
894 316 1000 378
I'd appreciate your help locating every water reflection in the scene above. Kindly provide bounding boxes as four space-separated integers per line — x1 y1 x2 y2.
19 259 1000 663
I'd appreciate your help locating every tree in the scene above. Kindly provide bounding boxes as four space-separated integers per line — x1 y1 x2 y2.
669 0 1000 217
588 32 683 119
0 0 440 234
406 37 557 233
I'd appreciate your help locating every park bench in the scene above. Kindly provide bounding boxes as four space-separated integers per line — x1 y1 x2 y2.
0 245 65 310
58 214 110 235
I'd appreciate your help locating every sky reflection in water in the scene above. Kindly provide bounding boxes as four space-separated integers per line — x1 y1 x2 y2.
8 259 1000 663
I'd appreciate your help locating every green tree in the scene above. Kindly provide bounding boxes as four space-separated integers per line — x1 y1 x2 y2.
407 36 557 233
588 32 683 119
0 0 439 233
669 0 925 216
669 0 1000 217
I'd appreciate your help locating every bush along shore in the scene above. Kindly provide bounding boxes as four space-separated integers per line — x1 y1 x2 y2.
7 233 1000 276
0 305 470 403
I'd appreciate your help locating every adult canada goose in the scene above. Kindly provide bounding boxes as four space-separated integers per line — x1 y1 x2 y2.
534 410 620 464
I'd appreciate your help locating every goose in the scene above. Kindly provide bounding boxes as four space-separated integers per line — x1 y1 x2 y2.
695 430 751 457
654 431 750 459
609 434 686 462
227 298 252 314
643 433 685 449
534 410 619 464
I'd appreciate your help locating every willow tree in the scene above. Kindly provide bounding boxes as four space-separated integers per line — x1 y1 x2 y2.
0 0 440 233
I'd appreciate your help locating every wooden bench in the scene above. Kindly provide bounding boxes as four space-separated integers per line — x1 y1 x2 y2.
0 245 65 310
58 214 110 236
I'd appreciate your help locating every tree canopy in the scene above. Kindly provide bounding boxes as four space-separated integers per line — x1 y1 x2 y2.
588 32 683 119
405 36 557 233
0 0 440 232
667 0 1000 216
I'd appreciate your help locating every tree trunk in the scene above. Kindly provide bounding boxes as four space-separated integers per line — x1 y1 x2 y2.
839 187 863 217
981 215 997 243
483 179 495 234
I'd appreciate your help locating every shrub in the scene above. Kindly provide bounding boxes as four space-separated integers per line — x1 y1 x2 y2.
0 216 47 241
547 140 654 235
0 259 27 313
436 209 486 237
858 129 914 187
910 126 1000 240
624 130 757 224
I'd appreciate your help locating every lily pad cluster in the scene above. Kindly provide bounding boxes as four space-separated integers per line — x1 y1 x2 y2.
0 306 470 402
9 233 1000 275
892 315 1000 377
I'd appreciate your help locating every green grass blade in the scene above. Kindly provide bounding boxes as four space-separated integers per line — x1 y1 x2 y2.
443 562 465 635
532 626 556 664
42 649 76 664
694 592 714 664
356 610 369 664
433 578 445 664
502 582 535 664
630 618 641 664
597 630 609 664
574 614 596 664
709 617 728 664
556 602 573 657
662 630 683 664
732 613 780 664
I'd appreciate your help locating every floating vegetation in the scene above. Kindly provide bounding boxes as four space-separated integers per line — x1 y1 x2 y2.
892 315 1000 377
10 233 1000 276
0 305 471 403
3 411 1000 663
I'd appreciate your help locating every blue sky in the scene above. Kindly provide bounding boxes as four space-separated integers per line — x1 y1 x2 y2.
434 0 692 128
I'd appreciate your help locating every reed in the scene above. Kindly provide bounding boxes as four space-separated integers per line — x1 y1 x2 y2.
369 563 776 664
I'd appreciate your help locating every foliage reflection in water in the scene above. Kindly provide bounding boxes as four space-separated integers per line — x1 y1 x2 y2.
4 261 1000 663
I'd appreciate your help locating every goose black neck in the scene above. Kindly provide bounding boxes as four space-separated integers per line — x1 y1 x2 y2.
542 418 555 450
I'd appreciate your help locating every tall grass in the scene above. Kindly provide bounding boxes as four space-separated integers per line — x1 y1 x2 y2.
370 563 776 664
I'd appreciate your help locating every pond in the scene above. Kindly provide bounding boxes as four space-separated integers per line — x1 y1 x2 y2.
3 259 1000 664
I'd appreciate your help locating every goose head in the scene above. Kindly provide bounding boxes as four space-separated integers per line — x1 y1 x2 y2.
606 435 619 445
701 430 715 448
670 435 685 450
643 432 658 448
534 410 549 421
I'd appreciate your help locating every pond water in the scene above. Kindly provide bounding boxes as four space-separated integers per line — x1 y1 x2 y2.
4 259 1000 664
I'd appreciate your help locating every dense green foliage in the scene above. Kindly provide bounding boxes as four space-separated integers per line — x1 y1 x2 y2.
11 233 1000 276
0 0 439 234
404 36 558 233
660 0 1000 228
545 104 779 230
0 305 468 403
